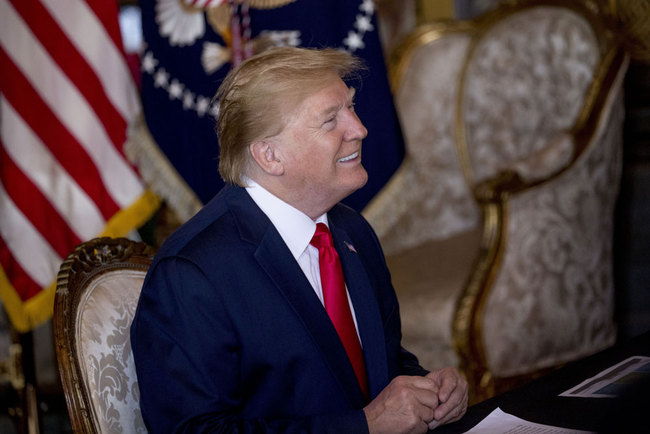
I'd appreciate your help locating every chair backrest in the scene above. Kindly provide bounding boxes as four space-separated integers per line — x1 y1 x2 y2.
363 21 480 255
54 237 154 434
457 2 611 186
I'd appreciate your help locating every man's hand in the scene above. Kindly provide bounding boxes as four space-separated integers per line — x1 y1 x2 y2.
425 368 468 429
363 375 440 434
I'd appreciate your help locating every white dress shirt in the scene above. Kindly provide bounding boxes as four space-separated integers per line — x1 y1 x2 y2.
245 179 361 337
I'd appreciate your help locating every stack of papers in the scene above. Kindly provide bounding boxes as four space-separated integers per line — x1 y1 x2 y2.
463 408 593 434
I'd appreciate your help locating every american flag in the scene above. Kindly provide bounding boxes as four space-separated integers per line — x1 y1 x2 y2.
0 0 159 332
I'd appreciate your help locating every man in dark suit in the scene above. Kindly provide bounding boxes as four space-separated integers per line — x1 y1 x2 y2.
131 46 467 433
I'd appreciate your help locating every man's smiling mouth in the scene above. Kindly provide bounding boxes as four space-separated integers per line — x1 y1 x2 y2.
338 151 359 163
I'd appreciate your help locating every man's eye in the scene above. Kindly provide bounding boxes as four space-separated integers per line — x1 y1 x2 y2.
348 103 356 112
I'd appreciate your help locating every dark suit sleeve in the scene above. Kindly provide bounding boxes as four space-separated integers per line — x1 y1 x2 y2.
396 335 430 377
131 256 368 434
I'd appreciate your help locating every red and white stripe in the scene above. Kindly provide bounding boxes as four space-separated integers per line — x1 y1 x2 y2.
183 0 227 8
0 0 147 324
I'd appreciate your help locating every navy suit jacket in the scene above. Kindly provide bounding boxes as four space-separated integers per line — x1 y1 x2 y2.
131 185 427 433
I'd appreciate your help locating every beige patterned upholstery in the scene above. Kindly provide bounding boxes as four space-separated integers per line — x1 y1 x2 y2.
366 27 479 255
54 238 153 433
364 0 628 401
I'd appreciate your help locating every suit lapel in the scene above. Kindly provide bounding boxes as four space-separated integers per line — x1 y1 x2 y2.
329 220 390 400
226 188 367 407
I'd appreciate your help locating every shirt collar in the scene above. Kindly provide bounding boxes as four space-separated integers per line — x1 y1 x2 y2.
244 178 328 261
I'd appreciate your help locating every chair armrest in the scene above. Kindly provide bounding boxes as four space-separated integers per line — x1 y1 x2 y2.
510 133 574 183
473 131 575 202
473 170 524 203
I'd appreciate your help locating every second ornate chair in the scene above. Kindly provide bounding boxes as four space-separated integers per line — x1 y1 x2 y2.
364 0 628 401
54 237 153 433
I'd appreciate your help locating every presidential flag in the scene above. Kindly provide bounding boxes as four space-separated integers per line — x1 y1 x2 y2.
0 0 159 332
134 0 405 217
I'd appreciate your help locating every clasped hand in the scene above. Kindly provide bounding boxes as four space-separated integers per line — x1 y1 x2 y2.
363 368 468 434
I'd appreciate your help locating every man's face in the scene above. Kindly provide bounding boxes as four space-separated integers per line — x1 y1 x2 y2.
272 74 368 215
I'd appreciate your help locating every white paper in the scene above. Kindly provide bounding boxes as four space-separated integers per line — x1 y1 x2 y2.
462 408 594 434
559 355 650 398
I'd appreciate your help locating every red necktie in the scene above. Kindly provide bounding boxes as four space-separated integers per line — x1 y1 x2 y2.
310 223 368 399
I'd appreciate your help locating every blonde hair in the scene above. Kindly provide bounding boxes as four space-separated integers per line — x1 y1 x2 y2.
215 46 364 185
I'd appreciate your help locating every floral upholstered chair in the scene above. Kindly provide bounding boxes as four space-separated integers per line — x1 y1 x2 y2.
364 0 629 401
54 237 153 433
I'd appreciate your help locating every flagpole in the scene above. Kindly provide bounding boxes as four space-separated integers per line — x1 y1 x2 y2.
3 327 41 434
17 330 40 434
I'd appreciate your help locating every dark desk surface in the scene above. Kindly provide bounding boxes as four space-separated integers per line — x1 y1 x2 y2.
436 331 650 433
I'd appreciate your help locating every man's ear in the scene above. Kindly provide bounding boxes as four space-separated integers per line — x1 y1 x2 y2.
249 139 284 176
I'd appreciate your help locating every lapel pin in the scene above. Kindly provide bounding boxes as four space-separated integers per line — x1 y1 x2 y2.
344 241 357 253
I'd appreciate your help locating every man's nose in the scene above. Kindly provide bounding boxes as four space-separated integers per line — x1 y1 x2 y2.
345 112 368 141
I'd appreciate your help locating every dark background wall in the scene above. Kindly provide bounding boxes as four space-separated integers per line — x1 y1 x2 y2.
615 59 650 341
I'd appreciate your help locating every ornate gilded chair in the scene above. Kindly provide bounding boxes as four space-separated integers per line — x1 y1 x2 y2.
54 237 154 433
364 0 628 401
